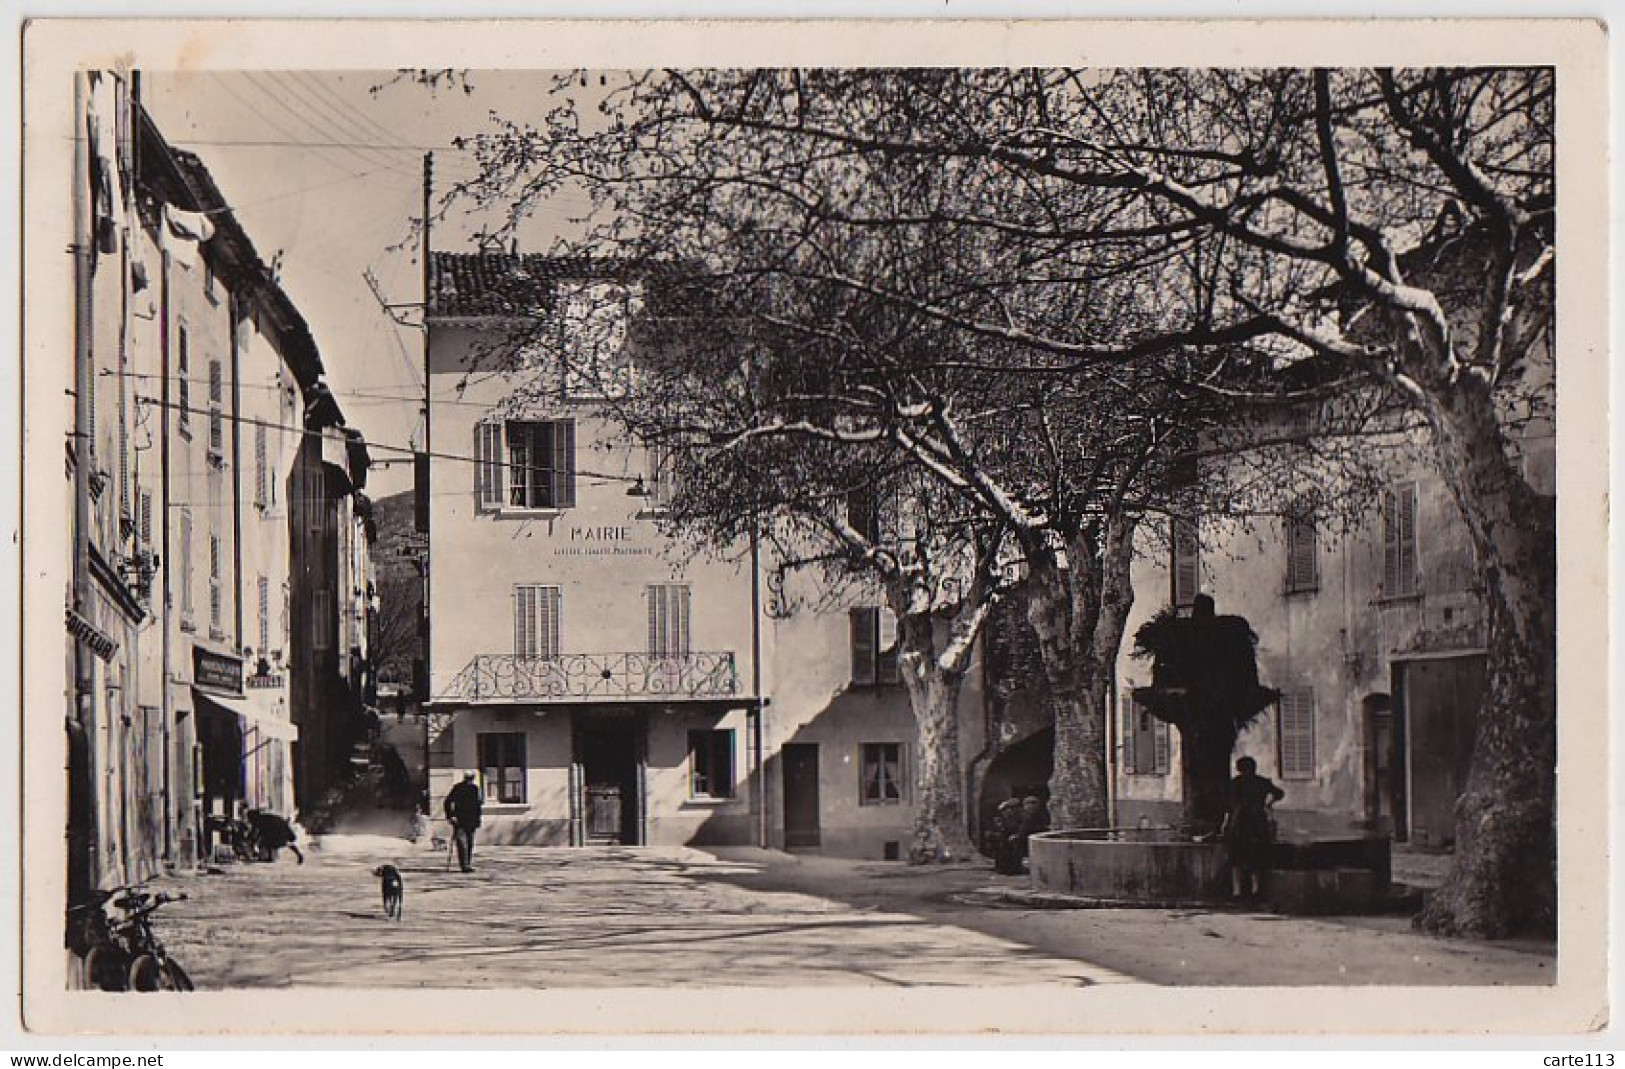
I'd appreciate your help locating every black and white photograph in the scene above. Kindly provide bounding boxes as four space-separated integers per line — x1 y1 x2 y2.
14 18 1610 1038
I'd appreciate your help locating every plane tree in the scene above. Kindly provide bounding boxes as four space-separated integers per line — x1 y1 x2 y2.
441 66 1553 936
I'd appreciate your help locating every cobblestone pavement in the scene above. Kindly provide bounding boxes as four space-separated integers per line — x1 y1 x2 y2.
151 838 1553 989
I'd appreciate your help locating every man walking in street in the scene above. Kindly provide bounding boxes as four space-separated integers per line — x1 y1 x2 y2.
444 771 484 873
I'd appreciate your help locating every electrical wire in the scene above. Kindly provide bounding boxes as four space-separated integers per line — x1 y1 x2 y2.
128 392 652 487
102 369 490 410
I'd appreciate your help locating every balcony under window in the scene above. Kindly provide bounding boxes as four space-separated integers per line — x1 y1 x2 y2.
443 651 739 703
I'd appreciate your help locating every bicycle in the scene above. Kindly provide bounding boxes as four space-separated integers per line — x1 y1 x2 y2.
112 888 194 991
69 885 194 991
67 889 126 991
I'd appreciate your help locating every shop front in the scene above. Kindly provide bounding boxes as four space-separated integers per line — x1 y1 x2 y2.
192 645 245 858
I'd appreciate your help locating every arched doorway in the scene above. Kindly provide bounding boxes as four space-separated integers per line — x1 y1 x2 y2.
978 727 1052 852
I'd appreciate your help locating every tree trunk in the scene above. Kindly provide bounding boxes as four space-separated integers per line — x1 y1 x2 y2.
1414 381 1557 938
899 654 976 863
1024 515 1136 831
1022 554 1104 829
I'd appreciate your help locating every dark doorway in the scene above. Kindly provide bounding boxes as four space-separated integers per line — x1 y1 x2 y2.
1363 693 1404 838
782 743 821 849
979 727 1053 845
1397 656 1486 850
578 715 642 845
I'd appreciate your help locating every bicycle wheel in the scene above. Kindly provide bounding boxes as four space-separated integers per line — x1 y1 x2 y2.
163 958 194 992
83 946 128 992
127 953 175 992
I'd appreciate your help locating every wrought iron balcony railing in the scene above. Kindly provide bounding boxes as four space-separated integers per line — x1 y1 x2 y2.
441 651 739 703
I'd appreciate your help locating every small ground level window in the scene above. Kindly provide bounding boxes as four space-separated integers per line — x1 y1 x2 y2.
478 731 527 804
860 742 905 805
688 729 735 799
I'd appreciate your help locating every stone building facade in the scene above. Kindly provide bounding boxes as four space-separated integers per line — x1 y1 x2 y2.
423 252 971 857
68 72 372 900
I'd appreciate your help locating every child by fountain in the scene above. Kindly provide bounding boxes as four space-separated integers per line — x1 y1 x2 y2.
1221 756 1283 900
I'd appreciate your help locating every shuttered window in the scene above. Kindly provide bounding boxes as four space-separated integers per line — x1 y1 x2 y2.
1124 692 1170 776
1382 484 1419 597
257 575 270 653
513 585 562 659
207 359 224 454
1285 510 1319 593
306 465 325 534
1172 517 1200 606
1279 690 1316 779
176 325 191 438
647 442 678 509
473 421 504 511
209 534 221 629
179 508 194 618
849 607 900 687
504 420 576 510
138 489 153 547
254 423 268 508
647 584 692 657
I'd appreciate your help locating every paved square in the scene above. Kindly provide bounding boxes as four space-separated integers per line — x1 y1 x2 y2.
152 839 1553 989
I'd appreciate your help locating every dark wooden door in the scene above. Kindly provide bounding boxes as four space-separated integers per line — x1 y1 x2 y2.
586 786 623 841
580 718 641 845
782 743 821 849
1402 656 1486 849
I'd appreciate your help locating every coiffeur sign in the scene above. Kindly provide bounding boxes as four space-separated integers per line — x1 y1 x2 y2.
193 646 243 695
66 608 118 661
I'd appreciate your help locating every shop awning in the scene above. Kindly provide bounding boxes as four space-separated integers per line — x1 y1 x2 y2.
191 687 299 741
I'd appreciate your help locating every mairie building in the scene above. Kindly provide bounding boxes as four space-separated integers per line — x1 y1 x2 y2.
422 251 988 856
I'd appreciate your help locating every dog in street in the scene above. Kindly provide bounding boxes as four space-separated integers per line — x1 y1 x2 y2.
373 863 404 920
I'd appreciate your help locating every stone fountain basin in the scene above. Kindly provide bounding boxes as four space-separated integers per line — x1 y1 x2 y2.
1028 829 1393 907
1029 829 1230 903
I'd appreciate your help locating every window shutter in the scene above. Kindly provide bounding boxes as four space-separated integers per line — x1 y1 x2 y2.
180 510 193 614
258 575 270 651
1121 693 1136 772
307 466 324 533
515 586 533 657
1279 691 1316 778
208 360 223 452
515 585 561 657
177 326 190 434
1399 486 1418 592
877 607 900 685
1383 486 1416 596
1382 490 1400 593
475 422 504 510
1287 513 1317 591
139 490 153 546
254 424 268 507
553 419 576 508
645 584 658 654
1172 517 1200 605
1153 719 1170 775
1134 706 1158 775
675 585 691 656
850 608 878 686
543 587 560 658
